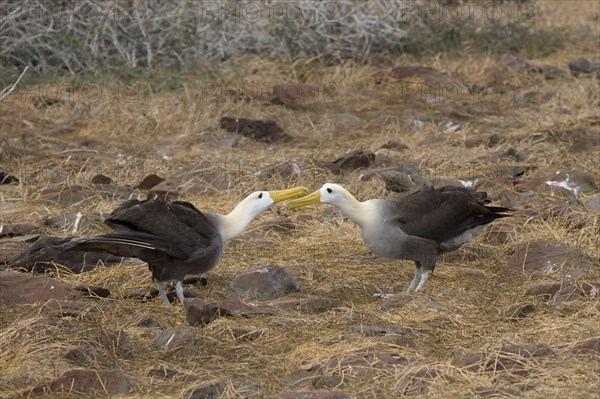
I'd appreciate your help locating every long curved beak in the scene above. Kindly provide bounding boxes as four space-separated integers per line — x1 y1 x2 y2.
286 189 321 210
268 186 309 203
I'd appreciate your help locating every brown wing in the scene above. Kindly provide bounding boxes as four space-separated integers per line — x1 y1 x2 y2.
387 186 509 243
101 199 220 258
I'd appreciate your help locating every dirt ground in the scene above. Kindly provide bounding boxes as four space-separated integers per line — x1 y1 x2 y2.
1 2 599 398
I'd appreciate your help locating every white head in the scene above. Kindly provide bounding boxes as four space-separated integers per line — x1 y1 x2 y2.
287 183 354 209
287 183 373 227
218 186 308 241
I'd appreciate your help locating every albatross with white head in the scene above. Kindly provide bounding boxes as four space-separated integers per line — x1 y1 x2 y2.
67 186 308 304
287 183 510 292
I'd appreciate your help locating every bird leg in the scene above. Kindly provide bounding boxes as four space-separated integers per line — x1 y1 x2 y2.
414 270 431 292
175 280 185 304
156 281 170 304
407 266 422 293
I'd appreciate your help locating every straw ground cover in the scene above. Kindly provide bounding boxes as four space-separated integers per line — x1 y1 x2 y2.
1 1 599 398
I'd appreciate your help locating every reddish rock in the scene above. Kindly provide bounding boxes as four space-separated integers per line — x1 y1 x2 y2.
568 336 600 354
507 240 588 275
570 133 600 153
517 168 597 197
0 223 38 237
0 271 78 305
185 298 220 326
525 281 600 301
29 369 130 395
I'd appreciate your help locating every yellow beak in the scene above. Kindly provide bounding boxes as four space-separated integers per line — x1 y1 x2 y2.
286 189 321 210
268 186 309 203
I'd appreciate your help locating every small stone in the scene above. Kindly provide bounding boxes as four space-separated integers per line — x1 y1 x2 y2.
185 298 220 326
135 174 165 190
568 57 600 77
379 141 408 152
151 328 202 351
90 174 113 184
584 194 600 212
504 303 536 320
228 264 300 299
220 117 293 143
187 381 227 399
333 150 375 172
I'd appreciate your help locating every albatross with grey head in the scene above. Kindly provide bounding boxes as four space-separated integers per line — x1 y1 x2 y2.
67 186 308 304
287 183 510 292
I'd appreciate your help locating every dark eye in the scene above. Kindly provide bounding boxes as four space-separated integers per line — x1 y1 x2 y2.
258 193 263 199
326 188 332 193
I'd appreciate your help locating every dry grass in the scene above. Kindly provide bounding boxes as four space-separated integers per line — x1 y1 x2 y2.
1 2 600 398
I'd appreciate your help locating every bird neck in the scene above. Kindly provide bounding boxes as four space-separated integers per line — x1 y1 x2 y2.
335 196 377 229
212 202 260 241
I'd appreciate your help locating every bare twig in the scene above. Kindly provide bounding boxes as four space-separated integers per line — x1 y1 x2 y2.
0 65 29 101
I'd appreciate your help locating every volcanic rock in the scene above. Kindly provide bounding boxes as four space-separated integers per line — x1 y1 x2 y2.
228 264 301 299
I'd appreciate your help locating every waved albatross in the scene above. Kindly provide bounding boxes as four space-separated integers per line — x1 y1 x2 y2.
67 187 308 304
287 183 510 292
